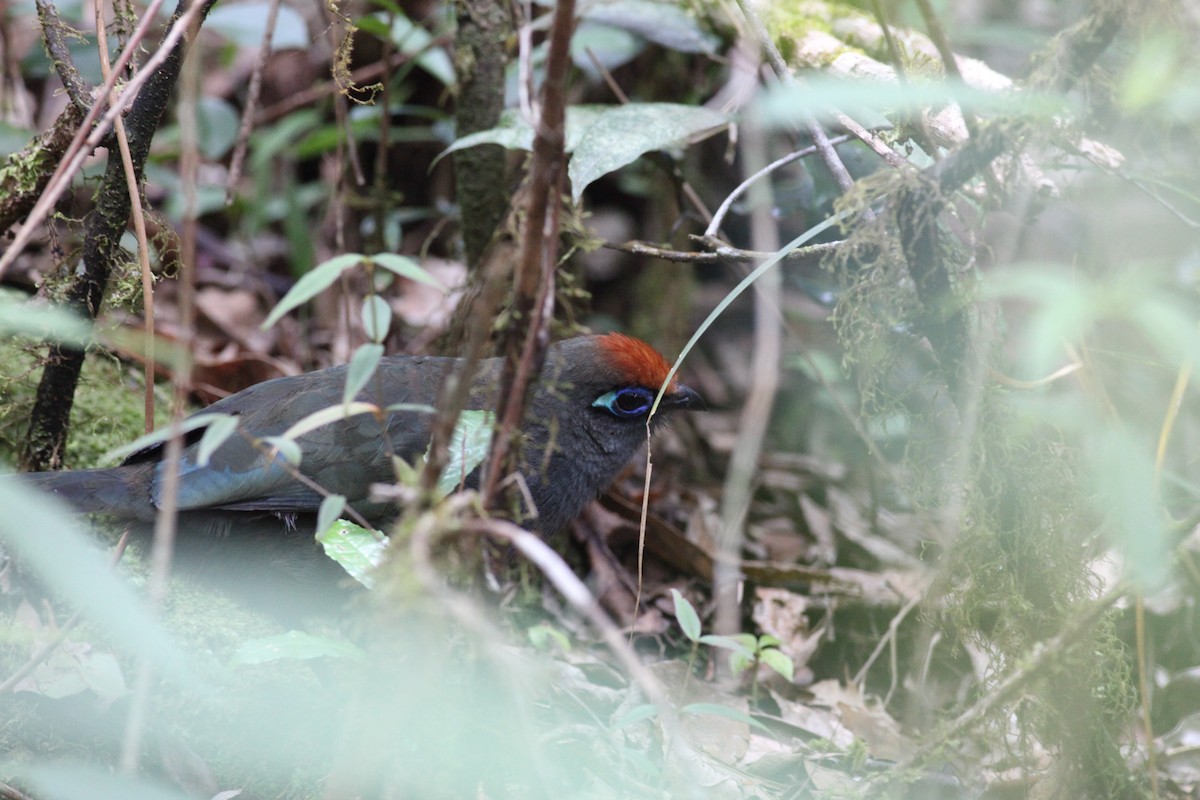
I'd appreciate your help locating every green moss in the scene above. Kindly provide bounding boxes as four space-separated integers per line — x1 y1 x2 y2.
824 166 1140 796
0 336 173 470
0 139 53 196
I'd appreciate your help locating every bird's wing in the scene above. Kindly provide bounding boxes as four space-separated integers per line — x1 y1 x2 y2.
152 357 449 512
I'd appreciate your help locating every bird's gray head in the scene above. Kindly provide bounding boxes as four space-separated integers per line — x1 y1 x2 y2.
518 334 704 533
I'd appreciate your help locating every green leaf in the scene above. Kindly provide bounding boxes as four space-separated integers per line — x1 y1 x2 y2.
698 633 756 659
206 2 310 50
434 106 610 164
671 588 702 641
436 409 494 497
278 401 380 441
0 480 192 684
758 647 795 682
681 703 770 731
438 104 729 202
344 344 384 406
316 494 347 535
0 122 34 158
572 22 644 74
260 436 303 467
0 293 93 346
566 103 728 201
1118 33 1181 112
195 414 240 467
438 108 536 158
354 15 391 38
371 253 445 289
381 12 455 85
101 413 227 465
527 622 571 652
612 703 660 728
755 78 1067 130
581 0 720 55
250 109 322 167
15 761 193 800
196 96 240 159
317 519 387 587
1086 426 1169 590
232 630 366 665
757 633 783 649
261 253 364 329
361 296 392 343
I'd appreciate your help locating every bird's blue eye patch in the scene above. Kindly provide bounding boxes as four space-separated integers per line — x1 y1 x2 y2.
592 387 655 418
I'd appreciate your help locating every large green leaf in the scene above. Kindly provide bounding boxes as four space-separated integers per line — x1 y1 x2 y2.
317 519 387 587
566 103 728 202
439 104 730 201
232 630 366 664
580 0 720 54
205 2 309 50
0 480 192 683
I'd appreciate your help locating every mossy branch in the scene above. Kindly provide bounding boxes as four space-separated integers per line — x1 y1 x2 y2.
20 0 217 472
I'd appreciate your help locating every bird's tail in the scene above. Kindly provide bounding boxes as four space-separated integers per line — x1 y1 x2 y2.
12 466 157 521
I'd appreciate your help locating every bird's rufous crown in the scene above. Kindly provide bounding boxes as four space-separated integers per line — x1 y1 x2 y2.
596 333 678 391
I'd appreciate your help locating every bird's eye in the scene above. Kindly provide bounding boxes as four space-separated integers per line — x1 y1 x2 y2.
592 387 655 419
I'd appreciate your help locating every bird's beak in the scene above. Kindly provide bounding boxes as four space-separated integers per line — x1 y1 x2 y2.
662 384 706 411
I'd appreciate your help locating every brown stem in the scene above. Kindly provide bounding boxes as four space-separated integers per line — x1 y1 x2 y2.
478 0 574 513
19 0 218 472
35 0 95 115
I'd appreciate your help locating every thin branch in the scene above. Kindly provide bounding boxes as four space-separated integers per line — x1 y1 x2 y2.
866 0 938 158
705 136 851 238
713 48 782 638
0 102 84 234
479 0 573 510
464 519 686 750
94 0 156 433
913 0 977 138
254 49 420 124
120 4 205 771
0 0 202 279
738 0 858 194
35 0 94 114
224 0 282 203
607 237 841 266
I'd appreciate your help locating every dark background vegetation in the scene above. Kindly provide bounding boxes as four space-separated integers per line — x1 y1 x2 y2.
3 0 1200 797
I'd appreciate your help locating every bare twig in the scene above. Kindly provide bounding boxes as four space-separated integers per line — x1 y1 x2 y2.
705 136 851 238
738 0 859 196
464 519 685 743
225 0 282 202
913 0 976 138
608 238 841 266
94 0 156 433
253 49 418 125
479 0 573 510
713 40 782 640
0 781 35 800
0 0 205 279
119 4 206 774
35 0 94 114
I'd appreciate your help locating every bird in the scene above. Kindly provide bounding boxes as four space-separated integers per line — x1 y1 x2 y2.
13 333 703 603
